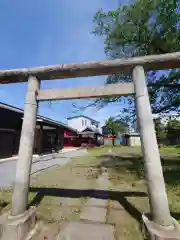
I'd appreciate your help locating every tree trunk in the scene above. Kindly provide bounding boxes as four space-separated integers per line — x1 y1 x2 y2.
112 138 115 147
112 132 115 147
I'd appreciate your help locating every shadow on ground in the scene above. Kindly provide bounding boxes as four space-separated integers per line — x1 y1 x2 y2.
0 200 9 213
29 186 180 224
29 187 147 223
96 153 180 185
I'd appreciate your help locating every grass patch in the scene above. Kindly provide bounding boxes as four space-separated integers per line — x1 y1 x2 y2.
160 146 180 153
87 146 109 156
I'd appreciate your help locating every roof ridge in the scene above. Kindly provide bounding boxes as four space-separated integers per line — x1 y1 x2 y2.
0 102 77 132
67 115 99 123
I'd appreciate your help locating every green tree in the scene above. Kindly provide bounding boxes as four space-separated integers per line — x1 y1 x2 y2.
166 118 180 145
92 0 180 122
154 118 167 147
104 117 127 146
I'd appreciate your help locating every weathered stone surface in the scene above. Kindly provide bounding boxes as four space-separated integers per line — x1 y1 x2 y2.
56 221 115 240
80 171 109 223
0 211 10 239
80 198 107 223
142 213 180 239
1 207 36 240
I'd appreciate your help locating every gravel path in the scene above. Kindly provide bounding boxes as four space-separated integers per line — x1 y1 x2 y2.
0 149 87 188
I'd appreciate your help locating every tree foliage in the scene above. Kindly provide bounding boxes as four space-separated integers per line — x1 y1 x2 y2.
166 118 180 145
104 117 127 135
92 0 180 122
154 117 180 145
104 117 128 146
154 118 167 146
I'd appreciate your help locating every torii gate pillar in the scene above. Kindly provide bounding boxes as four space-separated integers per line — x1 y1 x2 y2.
133 66 180 239
1 76 39 240
11 76 40 215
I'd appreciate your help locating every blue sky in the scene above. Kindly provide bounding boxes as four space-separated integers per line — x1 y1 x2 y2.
0 0 124 126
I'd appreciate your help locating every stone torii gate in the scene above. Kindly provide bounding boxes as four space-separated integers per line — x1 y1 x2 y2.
0 52 180 240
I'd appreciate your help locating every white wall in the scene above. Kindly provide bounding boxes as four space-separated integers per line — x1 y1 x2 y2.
67 117 92 132
129 135 141 146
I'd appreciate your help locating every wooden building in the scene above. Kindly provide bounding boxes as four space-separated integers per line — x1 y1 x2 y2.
63 129 80 148
78 127 104 146
0 102 77 158
65 115 104 147
63 127 104 148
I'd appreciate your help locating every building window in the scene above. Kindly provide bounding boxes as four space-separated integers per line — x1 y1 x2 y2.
91 121 98 127
82 119 87 126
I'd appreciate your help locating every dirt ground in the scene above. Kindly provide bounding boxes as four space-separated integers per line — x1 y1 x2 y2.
0 146 180 239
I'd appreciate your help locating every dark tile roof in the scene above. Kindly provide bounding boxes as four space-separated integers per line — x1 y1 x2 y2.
0 102 77 133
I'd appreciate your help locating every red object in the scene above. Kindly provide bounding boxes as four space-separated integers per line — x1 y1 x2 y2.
104 136 115 140
64 130 74 137
63 129 101 148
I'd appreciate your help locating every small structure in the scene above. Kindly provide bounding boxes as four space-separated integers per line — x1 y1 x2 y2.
123 132 141 146
102 120 129 146
103 135 116 145
78 127 104 146
64 126 104 147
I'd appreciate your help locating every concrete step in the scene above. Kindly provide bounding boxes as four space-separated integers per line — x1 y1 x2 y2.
80 169 109 223
80 198 108 223
56 221 115 240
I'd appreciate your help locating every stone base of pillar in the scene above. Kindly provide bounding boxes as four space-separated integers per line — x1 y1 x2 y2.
0 206 37 240
142 213 180 239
